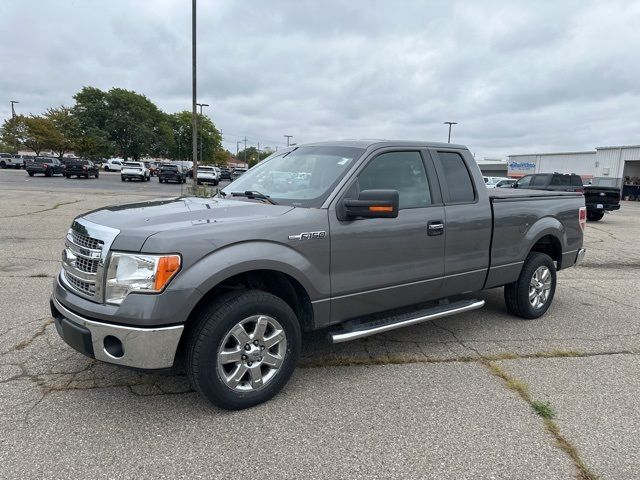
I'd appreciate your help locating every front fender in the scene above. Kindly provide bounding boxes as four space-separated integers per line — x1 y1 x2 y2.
170 240 328 301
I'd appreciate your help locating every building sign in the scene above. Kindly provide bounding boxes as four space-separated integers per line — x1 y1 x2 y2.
508 159 536 177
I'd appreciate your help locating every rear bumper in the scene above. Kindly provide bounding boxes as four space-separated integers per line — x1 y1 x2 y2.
586 203 620 211
50 294 184 369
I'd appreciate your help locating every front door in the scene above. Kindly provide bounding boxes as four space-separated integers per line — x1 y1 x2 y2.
329 149 445 322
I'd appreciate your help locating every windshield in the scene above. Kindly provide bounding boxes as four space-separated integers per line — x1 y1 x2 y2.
222 145 365 207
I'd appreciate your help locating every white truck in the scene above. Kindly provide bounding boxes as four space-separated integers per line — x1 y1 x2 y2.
103 159 124 171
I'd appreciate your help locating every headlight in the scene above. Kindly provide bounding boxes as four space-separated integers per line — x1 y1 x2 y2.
105 253 181 305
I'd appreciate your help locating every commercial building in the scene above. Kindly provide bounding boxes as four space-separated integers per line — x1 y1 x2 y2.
507 145 640 190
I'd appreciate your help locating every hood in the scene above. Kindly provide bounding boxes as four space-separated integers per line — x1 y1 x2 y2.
80 196 294 251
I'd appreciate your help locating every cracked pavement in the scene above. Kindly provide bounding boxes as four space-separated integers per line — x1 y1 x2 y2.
0 173 639 479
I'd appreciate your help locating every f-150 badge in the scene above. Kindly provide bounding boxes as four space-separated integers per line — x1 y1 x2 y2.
288 231 327 241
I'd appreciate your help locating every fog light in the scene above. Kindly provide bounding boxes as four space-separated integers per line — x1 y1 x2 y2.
103 335 124 358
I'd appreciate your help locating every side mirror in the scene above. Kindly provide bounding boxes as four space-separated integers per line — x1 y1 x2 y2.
512 182 519 188
343 189 399 219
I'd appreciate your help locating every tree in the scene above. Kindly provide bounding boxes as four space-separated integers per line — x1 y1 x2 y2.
237 146 272 166
213 149 233 166
1 115 57 156
46 106 79 158
166 111 221 162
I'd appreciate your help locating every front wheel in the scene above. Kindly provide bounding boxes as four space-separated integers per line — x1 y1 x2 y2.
587 210 604 222
28 171 34 176
95 171 99 178
121 176 125 182
66 174 71 179
187 290 301 410
504 252 556 319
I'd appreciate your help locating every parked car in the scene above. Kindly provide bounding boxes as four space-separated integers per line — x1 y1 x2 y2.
121 161 150 181
51 140 586 410
0 153 25 169
144 161 159 176
231 167 248 179
513 172 620 221
196 165 219 185
26 157 65 177
484 176 511 188
65 159 100 179
103 159 124 171
219 168 231 180
494 179 517 188
158 164 186 183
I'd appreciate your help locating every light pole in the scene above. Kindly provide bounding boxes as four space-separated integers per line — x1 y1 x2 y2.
284 135 293 147
10 100 19 118
196 102 209 164
191 0 198 186
443 121 457 143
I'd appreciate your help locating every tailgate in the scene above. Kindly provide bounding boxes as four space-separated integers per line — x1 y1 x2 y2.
584 187 620 205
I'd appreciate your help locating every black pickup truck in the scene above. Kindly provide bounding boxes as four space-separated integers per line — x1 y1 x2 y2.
513 172 620 221
65 159 100 179
158 164 186 183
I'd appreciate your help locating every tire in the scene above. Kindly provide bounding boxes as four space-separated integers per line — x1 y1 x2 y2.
45 169 52 177
28 171 34 176
0 161 6 169
121 176 125 182
66 174 71 179
504 252 556 319
85 173 90 179
104 166 110 171
95 171 99 178
187 290 301 410
587 211 604 222
159 178 163 183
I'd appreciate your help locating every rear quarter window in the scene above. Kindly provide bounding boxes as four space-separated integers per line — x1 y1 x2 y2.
532 175 551 186
435 151 475 203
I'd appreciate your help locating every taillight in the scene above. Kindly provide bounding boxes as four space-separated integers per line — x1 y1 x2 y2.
579 207 586 230
576 188 584 194
43 164 49 168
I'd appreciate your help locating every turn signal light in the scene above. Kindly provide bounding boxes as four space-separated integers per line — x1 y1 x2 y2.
154 255 181 290
369 206 393 212
579 207 586 230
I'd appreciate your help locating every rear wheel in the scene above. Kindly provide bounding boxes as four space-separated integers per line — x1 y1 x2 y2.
587 210 604 222
45 169 52 177
0 161 6 169
95 171 99 178
28 171 34 177
121 176 125 182
66 174 71 179
187 290 301 410
159 178 163 183
504 252 556 319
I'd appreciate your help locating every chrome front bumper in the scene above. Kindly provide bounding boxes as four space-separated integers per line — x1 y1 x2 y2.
575 248 587 266
51 294 184 369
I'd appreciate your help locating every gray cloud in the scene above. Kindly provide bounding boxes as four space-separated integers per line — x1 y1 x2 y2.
1 0 639 158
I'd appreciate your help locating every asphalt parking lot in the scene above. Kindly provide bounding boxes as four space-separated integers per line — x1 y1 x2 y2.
1 168 638 479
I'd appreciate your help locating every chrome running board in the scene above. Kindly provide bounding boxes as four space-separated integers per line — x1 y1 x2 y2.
329 299 485 343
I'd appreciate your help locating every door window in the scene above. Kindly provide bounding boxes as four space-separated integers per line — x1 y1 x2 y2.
531 174 550 186
357 151 430 209
517 175 532 187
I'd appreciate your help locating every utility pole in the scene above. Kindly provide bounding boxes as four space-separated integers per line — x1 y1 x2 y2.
236 141 241 159
10 100 19 118
284 135 293 147
191 0 198 186
196 102 209 164
243 136 247 165
443 121 457 143
257 142 260 163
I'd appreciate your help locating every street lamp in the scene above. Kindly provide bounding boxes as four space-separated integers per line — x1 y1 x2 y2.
196 102 209 164
443 121 457 143
10 100 19 118
191 0 198 186
284 135 293 147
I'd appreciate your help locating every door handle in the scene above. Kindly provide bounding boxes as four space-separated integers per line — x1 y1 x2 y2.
428 221 444 236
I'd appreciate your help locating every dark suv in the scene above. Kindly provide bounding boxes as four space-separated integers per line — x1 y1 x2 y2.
158 164 186 183
514 173 620 221
65 159 100 179
26 157 65 177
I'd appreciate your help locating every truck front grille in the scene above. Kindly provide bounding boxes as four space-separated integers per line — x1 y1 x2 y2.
62 227 105 300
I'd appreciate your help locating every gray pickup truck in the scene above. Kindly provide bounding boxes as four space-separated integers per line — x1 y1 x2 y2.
51 141 586 409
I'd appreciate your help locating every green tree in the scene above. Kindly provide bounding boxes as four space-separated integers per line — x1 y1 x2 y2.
1 115 57 156
72 87 114 158
0 115 27 152
46 106 79 158
167 111 221 162
237 146 272 166
213 149 233 166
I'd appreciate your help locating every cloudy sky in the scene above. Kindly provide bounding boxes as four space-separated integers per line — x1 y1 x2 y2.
1 0 639 158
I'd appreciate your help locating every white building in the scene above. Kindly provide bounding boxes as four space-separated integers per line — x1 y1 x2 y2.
508 145 640 188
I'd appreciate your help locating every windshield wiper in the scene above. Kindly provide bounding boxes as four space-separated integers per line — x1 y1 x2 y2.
230 191 278 205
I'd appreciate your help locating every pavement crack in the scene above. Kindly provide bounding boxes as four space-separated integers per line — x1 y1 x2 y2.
431 320 483 357
0 199 82 219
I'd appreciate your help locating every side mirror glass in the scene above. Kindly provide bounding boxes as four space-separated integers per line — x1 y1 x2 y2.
343 189 399 219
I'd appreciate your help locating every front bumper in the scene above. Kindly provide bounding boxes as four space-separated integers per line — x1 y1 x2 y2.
51 294 184 369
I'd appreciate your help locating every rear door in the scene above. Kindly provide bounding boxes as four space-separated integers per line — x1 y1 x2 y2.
329 148 445 322
430 149 492 296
